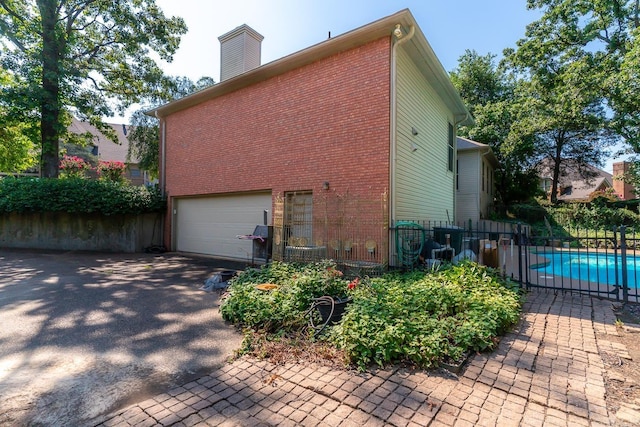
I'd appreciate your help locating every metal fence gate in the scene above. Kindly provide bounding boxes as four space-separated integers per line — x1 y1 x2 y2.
391 220 639 304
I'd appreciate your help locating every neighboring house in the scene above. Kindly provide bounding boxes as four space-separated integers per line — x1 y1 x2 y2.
68 118 148 186
536 157 612 201
456 137 498 224
150 9 471 266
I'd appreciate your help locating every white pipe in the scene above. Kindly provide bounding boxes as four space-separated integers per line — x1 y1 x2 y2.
155 111 166 197
389 24 415 226
389 24 414 266
155 111 167 249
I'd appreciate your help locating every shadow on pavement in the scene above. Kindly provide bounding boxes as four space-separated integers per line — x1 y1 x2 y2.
0 249 248 426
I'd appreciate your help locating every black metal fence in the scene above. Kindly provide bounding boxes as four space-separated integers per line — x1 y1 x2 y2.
268 191 639 303
391 220 639 304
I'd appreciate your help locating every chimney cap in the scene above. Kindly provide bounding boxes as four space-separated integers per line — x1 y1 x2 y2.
218 24 264 43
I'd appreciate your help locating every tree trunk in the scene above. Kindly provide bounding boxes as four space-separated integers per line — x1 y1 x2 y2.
550 139 564 204
38 0 61 178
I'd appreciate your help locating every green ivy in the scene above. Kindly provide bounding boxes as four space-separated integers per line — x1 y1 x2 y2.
328 263 522 370
0 177 165 215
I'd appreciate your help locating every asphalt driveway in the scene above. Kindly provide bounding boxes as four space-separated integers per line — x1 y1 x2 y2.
0 249 246 426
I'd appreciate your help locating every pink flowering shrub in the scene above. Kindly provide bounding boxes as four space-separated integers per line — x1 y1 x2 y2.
59 155 91 179
96 160 126 182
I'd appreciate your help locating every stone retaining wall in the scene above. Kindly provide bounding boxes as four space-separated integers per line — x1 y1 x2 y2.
0 212 163 253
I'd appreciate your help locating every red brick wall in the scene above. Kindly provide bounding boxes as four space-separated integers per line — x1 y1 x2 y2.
162 37 392 247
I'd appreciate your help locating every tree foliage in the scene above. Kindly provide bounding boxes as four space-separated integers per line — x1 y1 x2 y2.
450 50 539 206
0 0 187 177
506 51 617 202
127 76 214 178
0 68 37 172
514 0 640 199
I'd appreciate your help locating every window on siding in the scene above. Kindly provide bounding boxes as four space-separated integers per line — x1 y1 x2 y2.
486 165 490 194
482 162 485 192
490 170 493 196
448 123 454 172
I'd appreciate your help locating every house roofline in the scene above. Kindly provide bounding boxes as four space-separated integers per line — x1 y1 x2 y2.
148 9 470 122
456 136 498 166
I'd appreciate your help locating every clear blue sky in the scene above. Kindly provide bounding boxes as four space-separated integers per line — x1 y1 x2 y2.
153 0 542 83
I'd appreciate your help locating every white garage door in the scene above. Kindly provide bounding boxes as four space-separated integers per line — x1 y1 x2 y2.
174 193 272 259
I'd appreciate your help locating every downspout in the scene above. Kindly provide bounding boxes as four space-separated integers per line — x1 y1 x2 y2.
155 111 167 249
389 23 415 226
389 23 414 267
155 111 166 197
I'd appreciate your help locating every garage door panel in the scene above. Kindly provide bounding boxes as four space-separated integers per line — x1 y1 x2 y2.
175 193 271 259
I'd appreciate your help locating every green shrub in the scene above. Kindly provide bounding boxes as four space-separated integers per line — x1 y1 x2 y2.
328 263 522 370
221 261 523 371
220 260 349 332
0 176 165 215
508 203 547 223
548 203 639 230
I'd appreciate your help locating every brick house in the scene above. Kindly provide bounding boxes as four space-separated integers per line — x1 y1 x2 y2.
68 118 148 186
150 9 471 267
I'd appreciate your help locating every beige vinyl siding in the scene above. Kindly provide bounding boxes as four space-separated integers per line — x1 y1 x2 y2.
394 47 455 223
480 159 494 219
456 150 481 224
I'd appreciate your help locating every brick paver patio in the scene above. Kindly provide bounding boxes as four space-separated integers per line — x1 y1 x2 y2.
96 290 631 426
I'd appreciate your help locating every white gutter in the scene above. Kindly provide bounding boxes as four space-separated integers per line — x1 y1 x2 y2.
389 24 415 227
155 111 166 197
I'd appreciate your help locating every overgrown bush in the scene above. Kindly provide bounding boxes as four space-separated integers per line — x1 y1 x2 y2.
0 177 165 215
329 263 521 370
220 260 349 332
221 261 522 371
508 197 640 234
508 203 548 223
551 203 639 229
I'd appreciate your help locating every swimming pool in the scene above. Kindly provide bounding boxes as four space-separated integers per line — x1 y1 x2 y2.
533 252 639 288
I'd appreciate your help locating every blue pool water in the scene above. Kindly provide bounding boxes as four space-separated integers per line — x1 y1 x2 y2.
534 252 639 288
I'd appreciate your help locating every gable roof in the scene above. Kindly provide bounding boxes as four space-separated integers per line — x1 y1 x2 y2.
456 137 498 167
149 9 471 124
536 157 613 201
68 118 134 163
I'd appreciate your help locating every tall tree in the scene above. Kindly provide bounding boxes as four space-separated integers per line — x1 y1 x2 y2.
450 50 539 207
516 0 640 197
127 76 214 179
0 1 187 177
506 1 626 203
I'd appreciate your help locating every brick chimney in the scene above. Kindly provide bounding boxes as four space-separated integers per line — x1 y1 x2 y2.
613 161 636 200
218 24 264 81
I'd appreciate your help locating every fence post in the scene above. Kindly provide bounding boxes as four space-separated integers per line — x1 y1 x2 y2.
517 223 524 290
613 226 620 301
620 226 629 303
